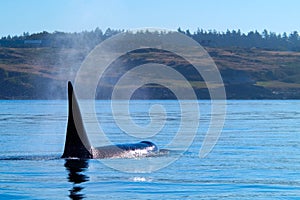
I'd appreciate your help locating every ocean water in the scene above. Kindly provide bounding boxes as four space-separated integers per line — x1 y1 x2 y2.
0 100 300 199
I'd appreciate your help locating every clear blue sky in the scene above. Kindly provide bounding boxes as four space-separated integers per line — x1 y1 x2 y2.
1 0 299 37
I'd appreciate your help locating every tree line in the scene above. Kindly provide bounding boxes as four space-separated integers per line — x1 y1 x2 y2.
1 28 300 51
181 28 300 51
0 28 121 49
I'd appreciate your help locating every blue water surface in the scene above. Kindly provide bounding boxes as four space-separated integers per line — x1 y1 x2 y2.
0 100 300 199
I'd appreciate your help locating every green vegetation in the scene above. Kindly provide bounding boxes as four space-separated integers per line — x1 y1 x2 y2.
1 28 300 51
0 28 300 99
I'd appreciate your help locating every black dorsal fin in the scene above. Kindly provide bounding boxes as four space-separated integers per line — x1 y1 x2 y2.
61 81 92 159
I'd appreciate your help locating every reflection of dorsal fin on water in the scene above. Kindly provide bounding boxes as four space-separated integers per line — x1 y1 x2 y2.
61 81 165 159
61 81 92 159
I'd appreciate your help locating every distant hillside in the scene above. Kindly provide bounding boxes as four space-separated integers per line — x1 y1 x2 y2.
1 28 300 51
0 29 300 99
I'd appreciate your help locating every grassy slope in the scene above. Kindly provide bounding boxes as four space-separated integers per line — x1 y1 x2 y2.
0 46 300 99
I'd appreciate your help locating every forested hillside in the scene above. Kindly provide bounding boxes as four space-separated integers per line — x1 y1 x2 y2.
0 28 300 99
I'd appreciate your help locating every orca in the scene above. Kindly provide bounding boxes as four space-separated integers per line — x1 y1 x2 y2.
61 81 162 159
